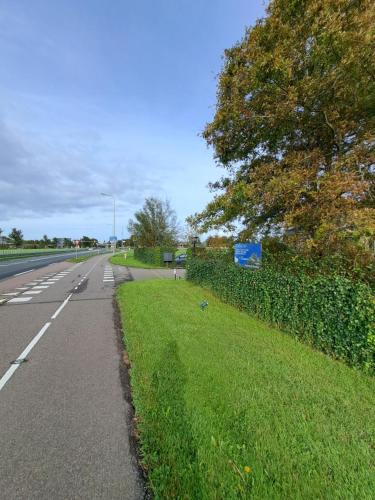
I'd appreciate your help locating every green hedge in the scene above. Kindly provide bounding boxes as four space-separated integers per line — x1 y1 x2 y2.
134 247 176 266
187 258 375 373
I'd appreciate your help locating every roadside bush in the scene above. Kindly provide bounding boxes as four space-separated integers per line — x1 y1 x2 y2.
134 247 176 266
187 258 375 372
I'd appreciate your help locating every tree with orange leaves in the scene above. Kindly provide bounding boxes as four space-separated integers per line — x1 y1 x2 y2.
188 0 374 267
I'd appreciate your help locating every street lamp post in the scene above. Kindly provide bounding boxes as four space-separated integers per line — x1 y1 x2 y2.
192 235 199 257
101 192 116 253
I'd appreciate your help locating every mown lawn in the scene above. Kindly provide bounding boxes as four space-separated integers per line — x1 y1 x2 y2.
110 252 164 269
67 255 93 263
117 279 375 499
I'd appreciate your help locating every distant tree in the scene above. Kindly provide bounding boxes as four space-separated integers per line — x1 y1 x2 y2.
9 228 23 247
81 236 91 248
0 228 3 237
128 197 179 247
63 238 73 247
42 235 50 247
206 235 233 248
123 237 134 247
80 236 98 248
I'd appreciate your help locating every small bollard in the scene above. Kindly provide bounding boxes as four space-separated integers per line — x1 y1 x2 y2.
173 268 177 280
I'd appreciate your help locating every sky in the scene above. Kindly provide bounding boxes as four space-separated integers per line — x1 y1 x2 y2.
0 0 266 241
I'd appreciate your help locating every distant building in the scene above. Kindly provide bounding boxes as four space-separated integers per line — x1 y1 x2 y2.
0 236 12 245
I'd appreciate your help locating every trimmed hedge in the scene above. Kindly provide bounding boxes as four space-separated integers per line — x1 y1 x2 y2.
134 247 176 266
187 258 375 373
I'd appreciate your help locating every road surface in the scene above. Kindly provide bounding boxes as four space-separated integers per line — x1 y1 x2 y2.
0 254 143 499
0 249 108 281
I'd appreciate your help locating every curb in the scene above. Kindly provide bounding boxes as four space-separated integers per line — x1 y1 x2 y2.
0 298 8 306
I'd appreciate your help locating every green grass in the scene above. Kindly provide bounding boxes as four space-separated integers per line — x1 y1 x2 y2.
117 279 375 499
110 252 164 269
0 248 78 262
176 247 188 256
67 255 93 263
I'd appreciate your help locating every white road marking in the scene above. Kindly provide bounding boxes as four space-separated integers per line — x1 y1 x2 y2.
23 290 42 295
0 322 51 392
2 293 19 296
16 287 29 290
13 269 35 276
0 255 106 392
51 293 72 319
7 297 32 303
25 282 38 286
32 285 49 289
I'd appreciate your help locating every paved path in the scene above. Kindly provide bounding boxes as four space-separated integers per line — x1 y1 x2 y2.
123 266 185 281
0 254 143 499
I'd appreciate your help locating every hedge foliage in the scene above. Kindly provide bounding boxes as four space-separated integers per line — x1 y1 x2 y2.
134 247 176 266
187 258 375 373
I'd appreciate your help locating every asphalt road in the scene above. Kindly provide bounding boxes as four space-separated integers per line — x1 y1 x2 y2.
0 249 109 281
0 254 143 499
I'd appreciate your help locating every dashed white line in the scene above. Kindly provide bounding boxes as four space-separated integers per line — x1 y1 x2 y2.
7 297 32 303
51 293 72 320
0 322 51 392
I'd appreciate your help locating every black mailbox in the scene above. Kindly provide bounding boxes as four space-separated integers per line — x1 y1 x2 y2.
163 252 173 263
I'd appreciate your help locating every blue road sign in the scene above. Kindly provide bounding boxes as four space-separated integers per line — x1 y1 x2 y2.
234 243 262 269
109 236 117 242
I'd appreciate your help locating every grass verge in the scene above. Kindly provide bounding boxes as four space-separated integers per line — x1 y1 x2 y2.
110 252 164 269
67 255 94 263
117 279 375 499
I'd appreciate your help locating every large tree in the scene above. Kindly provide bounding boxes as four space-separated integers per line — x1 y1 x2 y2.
9 228 23 247
128 197 179 247
188 0 374 261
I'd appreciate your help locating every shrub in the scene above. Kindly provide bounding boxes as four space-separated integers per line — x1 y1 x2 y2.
187 258 375 372
134 247 176 266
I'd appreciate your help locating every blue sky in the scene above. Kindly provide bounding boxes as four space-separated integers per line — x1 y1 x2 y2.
0 0 266 241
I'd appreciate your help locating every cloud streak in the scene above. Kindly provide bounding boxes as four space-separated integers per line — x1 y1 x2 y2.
0 120 159 221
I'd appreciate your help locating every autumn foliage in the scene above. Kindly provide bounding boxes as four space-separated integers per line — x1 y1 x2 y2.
189 0 374 269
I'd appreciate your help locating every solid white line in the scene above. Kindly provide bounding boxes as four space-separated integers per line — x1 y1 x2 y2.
0 322 51 392
51 293 72 320
14 269 35 276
